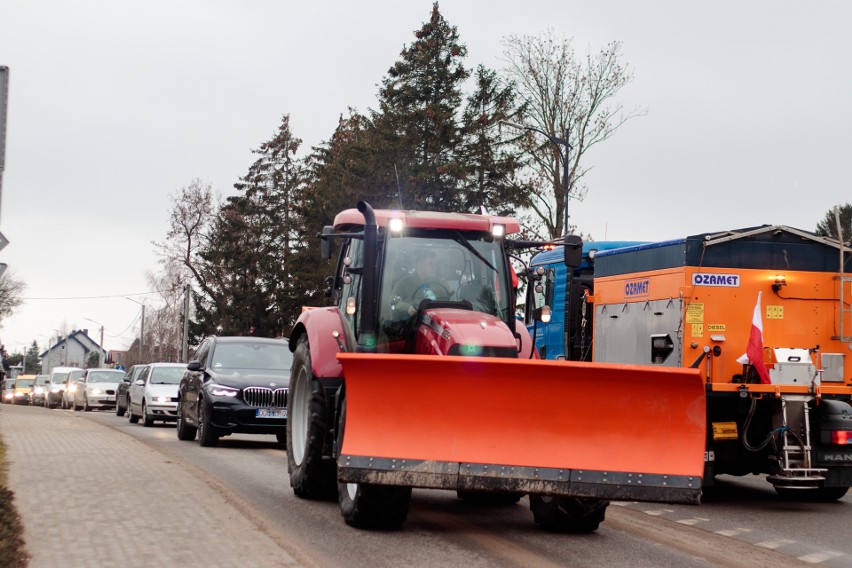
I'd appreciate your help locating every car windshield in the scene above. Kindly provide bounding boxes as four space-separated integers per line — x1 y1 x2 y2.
50 372 69 384
16 379 35 388
210 342 292 370
69 370 84 380
150 367 185 385
87 371 125 383
36 376 49 385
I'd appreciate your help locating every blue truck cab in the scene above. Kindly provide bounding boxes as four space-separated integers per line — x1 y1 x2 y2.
525 241 646 360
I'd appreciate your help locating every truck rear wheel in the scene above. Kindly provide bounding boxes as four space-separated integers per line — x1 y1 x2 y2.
287 336 337 500
336 398 411 529
529 495 608 533
775 486 849 502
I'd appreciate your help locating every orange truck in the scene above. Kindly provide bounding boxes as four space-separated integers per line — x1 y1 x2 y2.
576 224 852 500
286 202 707 531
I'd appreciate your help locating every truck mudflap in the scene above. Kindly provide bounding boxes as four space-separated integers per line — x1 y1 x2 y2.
336 353 706 505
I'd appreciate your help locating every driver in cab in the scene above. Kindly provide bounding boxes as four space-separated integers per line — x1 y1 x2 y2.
390 249 451 317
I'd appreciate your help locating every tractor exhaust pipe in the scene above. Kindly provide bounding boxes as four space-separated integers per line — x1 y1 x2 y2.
356 201 378 353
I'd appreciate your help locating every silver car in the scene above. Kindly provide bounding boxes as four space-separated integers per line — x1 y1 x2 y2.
61 369 86 409
127 363 186 427
73 368 125 411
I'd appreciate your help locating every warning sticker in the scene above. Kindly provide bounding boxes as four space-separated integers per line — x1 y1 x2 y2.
766 305 784 320
691 323 704 338
685 303 704 324
707 324 726 332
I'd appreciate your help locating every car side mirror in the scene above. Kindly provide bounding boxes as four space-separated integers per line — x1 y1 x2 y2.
187 361 202 372
134 379 144 386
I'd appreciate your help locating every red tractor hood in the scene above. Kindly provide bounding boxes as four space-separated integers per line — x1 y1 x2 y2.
414 308 519 357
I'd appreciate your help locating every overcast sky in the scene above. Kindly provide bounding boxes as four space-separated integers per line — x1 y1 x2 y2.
1 0 851 358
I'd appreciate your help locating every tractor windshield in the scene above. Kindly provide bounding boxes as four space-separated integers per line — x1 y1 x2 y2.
378 231 511 346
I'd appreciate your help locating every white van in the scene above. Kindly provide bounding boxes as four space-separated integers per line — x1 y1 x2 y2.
45 366 84 409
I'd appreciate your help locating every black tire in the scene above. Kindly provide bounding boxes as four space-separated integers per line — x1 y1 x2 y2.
128 401 140 424
457 490 524 505
775 486 849 502
142 401 154 427
336 398 411 529
276 431 287 446
83 397 91 412
197 398 219 447
115 396 126 417
286 336 337 500
176 399 197 441
72 399 80 411
529 495 608 533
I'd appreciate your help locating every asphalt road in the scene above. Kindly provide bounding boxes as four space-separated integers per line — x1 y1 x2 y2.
66 407 852 568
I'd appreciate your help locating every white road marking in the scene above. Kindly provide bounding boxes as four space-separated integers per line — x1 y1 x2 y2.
755 538 795 550
643 508 674 516
798 551 844 564
675 517 710 526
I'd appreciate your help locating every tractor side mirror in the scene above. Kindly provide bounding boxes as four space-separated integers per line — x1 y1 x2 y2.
320 226 335 260
563 235 582 268
187 361 202 372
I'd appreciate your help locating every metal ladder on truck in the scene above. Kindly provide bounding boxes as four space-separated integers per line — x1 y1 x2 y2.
767 395 827 489
835 207 852 345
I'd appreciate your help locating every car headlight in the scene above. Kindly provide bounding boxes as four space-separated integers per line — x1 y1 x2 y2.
34 387 45 395
3 393 12 400
209 385 239 397
67 385 77 393
50 386 61 393
14 392 24 397
91 388 102 395
154 396 171 403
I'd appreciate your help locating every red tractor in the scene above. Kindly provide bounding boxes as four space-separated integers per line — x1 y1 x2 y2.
286 202 706 530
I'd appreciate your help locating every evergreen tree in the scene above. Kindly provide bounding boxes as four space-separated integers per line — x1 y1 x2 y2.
25 341 42 375
459 65 531 215
816 203 852 243
372 2 469 211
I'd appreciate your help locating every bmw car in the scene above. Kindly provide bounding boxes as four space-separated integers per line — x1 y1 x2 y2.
176 336 292 447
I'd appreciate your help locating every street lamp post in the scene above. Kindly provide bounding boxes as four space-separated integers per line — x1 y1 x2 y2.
124 297 145 362
84 317 105 368
501 120 572 237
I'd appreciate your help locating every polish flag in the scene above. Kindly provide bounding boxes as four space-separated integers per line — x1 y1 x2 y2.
736 291 771 384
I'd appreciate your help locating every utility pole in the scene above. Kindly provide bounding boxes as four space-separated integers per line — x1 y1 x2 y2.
84 317 105 367
124 297 145 362
182 283 190 362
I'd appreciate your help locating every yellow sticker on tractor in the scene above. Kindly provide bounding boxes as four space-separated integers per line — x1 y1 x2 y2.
691 324 704 338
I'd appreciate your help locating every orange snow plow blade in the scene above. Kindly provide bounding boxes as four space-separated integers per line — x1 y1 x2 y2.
337 353 706 504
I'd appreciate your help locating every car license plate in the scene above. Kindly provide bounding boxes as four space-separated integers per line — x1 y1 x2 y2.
256 408 287 419
105 396 115 401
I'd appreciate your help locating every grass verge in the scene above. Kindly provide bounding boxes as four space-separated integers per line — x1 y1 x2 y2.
0 433 29 567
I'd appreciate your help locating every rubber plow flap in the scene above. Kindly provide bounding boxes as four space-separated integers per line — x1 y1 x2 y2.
337 353 706 505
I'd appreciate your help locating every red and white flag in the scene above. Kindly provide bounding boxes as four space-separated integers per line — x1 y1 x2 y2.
736 291 771 384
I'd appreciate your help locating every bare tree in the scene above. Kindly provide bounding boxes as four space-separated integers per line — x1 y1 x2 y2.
142 260 189 362
502 31 645 238
154 179 218 294
0 270 25 325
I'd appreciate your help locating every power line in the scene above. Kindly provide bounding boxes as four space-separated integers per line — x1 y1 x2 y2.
22 287 180 301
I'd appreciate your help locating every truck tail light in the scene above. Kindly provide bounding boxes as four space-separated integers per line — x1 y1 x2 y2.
831 431 852 445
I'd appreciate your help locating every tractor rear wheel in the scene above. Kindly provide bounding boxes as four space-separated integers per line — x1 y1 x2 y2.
530 495 608 533
336 398 411 529
287 336 337 500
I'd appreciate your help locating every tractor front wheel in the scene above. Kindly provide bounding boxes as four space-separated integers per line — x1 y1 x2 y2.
336 398 411 529
529 495 608 533
286 336 337 500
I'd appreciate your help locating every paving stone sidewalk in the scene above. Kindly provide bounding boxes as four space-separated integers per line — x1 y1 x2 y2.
0 404 302 568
